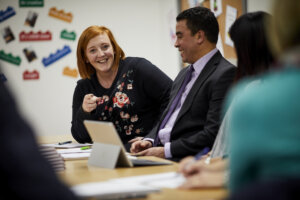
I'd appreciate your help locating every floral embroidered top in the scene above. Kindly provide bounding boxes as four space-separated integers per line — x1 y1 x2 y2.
71 57 173 145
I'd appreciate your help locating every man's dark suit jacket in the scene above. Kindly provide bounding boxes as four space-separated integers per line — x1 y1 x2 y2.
0 82 77 199
146 51 236 160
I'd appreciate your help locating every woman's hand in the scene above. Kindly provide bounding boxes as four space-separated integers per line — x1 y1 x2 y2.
82 94 99 113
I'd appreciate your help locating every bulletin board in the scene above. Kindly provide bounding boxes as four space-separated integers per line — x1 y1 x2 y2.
180 0 244 60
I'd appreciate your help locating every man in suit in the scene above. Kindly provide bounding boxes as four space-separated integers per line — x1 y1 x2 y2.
0 80 77 199
130 6 236 161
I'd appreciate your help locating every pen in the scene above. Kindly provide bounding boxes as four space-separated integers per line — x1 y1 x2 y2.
80 146 91 150
194 147 210 160
58 140 72 145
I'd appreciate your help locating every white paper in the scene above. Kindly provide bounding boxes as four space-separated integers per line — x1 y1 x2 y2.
225 5 237 47
71 182 160 198
217 33 224 56
59 150 135 161
61 152 91 160
42 143 92 149
109 172 186 189
145 174 186 189
210 0 222 17
56 148 92 154
188 0 197 8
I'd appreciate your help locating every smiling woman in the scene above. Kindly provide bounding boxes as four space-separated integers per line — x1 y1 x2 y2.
71 26 173 150
85 33 117 88
86 34 115 74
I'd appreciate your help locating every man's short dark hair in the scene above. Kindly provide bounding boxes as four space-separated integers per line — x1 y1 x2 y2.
176 6 219 43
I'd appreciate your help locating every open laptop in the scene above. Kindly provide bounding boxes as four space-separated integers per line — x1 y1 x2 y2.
83 120 172 168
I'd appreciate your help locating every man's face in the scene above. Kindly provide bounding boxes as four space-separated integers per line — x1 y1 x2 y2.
174 20 199 64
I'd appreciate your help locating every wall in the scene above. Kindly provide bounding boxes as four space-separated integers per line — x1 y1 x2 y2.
0 0 179 136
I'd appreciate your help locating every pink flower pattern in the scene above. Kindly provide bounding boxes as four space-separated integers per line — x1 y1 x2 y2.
96 69 142 136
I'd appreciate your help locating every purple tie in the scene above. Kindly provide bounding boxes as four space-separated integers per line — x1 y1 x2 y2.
154 65 194 146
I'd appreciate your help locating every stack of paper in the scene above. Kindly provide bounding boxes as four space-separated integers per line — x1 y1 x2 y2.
42 142 92 149
39 145 65 171
42 142 93 160
56 148 92 160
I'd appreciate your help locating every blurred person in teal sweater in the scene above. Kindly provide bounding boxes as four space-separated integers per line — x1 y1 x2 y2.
228 0 300 199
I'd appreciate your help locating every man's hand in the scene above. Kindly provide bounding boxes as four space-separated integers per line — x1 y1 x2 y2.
130 140 152 153
128 137 144 143
135 147 165 158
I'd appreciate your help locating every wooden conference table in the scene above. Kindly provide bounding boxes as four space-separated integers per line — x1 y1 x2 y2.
40 134 227 200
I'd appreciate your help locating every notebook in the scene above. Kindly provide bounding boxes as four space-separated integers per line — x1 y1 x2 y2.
83 120 172 168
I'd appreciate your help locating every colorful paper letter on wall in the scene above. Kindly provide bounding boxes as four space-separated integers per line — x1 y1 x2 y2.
48 7 73 23
42 45 71 67
63 66 78 78
23 70 39 80
0 50 21 66
19 31 52 41
19 0 44 7
0 7 16 23
60 30 76 41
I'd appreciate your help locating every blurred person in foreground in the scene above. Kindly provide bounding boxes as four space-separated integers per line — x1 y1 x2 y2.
0 79 77 199
228 0 300 199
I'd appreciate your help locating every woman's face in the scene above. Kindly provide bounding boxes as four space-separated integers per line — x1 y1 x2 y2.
85 33 115 74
